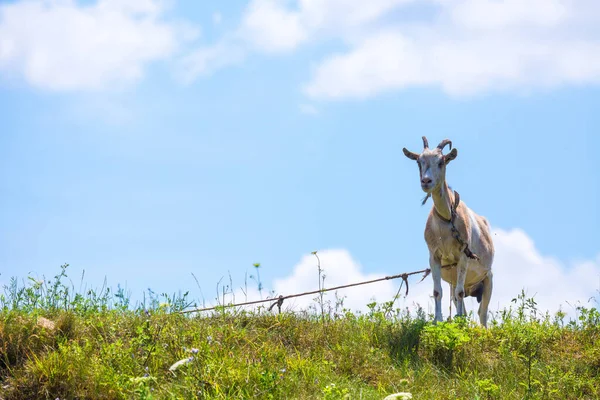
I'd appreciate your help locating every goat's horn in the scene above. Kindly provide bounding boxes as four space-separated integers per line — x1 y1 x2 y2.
437 139 452 152
422 136 429 149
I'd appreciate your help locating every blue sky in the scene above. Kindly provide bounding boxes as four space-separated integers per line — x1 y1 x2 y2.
1 0 599 314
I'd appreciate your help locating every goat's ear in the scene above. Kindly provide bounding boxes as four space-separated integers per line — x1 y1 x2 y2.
444 148 458 164
403 148 419 160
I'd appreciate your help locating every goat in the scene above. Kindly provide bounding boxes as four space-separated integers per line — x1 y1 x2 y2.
403 137 494 327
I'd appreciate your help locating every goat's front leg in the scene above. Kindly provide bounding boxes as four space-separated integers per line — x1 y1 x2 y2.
454 256 468 316
429 254 443 323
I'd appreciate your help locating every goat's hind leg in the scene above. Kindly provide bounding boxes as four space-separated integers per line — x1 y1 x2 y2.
478 273 493 328
457 297 466 319
449 283 458 321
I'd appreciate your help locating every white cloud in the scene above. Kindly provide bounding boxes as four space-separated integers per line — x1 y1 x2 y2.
448 0 568 31
240 0 307 53
181 0 600 98
271 249 399 313
210 228 600 322
176 39 247 82
206 249 400 314
489 228 600 319
304 31 600 99
0 0 198 91
304 0 600 98
303 31 433 99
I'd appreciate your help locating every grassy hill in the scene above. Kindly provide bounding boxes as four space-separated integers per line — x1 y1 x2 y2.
0 266 598 399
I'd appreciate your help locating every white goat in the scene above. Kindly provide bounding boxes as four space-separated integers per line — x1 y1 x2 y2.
403 137 494 327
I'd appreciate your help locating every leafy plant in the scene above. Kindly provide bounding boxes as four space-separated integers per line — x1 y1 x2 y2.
322 383 350 400
420 319 471 369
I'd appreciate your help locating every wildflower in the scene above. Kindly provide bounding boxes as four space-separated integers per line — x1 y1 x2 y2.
184 347 199 354
207 335 213 343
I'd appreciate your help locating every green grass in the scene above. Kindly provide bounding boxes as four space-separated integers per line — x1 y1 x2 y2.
0 265 599 399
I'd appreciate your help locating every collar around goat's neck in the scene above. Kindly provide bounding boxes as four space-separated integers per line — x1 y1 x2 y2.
430 184 460 223
433 206 453 223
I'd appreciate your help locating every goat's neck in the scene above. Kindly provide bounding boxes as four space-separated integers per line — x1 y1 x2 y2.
431 181 453 221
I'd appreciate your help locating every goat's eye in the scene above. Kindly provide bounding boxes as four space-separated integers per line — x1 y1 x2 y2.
438 160 444 167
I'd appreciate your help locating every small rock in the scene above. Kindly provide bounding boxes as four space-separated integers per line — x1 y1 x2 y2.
37 316 56 331
383 393 412 400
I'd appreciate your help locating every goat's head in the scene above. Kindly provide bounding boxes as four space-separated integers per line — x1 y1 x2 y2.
403 136 458 193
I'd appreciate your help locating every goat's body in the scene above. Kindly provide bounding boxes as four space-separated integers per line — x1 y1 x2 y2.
425 187 494 325
426 200 493 289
